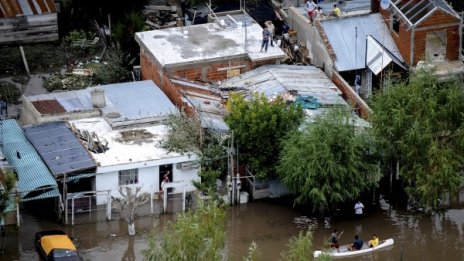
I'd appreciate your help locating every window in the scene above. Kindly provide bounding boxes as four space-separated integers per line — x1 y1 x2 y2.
392 15 400 34
119 169 138 185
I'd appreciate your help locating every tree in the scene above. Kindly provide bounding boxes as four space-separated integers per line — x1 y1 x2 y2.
92 48 130 84
280 229 332 261
113 187 149 236
144 199 226 261
370 71 464 209
0 170 16 219
161 111 227 193
225 93 303 178
161 110 202 154
278 109 379 213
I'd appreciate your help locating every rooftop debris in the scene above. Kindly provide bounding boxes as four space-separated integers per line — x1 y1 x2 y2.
143 1 182 29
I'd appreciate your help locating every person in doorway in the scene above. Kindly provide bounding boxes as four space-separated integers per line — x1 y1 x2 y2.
350 235 363 251
260 27 271 52
354 74 361 95
329 4 342 17
265 21 275 47
368 234 379 248
305 0 317 19
0 95 7 116
161 172 170 193
330 229 340 249
354 200 365 218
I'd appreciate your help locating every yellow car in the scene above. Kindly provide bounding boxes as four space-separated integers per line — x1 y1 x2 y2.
35 230 80 261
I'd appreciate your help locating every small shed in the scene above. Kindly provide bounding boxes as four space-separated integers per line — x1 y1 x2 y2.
374 0 462 66
0 0 59 44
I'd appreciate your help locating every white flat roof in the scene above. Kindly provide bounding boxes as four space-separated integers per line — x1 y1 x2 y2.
135 21 284 68
70 118 194 168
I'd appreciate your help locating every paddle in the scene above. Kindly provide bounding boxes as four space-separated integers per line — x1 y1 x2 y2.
337 230 344 239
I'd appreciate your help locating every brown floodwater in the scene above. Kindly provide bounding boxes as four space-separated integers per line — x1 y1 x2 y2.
1 195 464 261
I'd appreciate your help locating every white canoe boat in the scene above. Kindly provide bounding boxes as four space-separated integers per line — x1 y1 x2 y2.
313 238 394 258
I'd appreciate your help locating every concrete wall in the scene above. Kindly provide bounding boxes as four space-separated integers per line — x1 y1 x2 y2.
96 164 199 205
287 7 334 77
20 96 101 125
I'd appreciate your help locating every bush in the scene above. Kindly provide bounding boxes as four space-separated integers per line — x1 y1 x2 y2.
0 81 21 104
43 74 91 92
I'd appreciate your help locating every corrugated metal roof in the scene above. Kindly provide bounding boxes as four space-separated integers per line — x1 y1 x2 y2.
25 80 178 127
97 80 177 127
1 119 59 201
220 65 347 106
392 0 460 27
320 13 404 72
23 121 96 176
0 0 57 18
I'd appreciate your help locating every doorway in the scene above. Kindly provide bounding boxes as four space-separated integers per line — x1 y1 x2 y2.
159 164 173 190
425 30 447 62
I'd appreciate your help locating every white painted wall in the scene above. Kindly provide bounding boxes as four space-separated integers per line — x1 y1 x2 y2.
96 163 199 205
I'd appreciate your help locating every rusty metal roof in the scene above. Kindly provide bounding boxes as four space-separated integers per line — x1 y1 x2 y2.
32 99 66 114
0 0 57 18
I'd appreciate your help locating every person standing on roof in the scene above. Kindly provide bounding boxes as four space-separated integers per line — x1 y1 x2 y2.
305 0 317 19
265 21 275 47
260 27 271 52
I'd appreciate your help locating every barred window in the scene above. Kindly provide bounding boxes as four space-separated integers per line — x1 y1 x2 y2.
119 169 138 185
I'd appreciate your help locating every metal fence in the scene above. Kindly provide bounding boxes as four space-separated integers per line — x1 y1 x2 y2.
65 190 111 225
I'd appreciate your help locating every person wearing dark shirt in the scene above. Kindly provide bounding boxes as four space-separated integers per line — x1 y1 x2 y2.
351 235 363 251
330 229 340 249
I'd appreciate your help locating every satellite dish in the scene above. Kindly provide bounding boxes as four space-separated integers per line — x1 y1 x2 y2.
380 0 391 9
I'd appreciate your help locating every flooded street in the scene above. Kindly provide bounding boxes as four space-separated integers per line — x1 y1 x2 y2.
2 196 464 261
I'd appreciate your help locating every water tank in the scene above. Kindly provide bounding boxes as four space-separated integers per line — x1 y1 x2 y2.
91 89 106 108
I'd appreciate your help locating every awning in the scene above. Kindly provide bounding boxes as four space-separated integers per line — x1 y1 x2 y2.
66 173 96 183
366 35 407 75
1 120 60 202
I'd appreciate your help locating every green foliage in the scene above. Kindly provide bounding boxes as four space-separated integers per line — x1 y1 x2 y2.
63 30 92 45
193 169 221 194
112 11 149 68
370 71 464 209
243 241 261 261
0 171 17 216
144 199 226 261
280 229 313 261
92 49 130 84
43 74 92 92
225 93 304 178
113 11 149 47
161 110 201 154
278 109 379 213
0 81 21 104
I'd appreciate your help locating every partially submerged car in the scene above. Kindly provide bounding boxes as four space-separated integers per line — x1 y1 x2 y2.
35 230 80 261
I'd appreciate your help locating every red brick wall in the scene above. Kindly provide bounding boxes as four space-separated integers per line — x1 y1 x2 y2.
414 10 461 63
169 58 277 82
377 4 461 66
141 46 279 83
140 49 194 115
446 25 460 61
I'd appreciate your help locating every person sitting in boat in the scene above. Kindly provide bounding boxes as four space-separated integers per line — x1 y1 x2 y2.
368 234 379 248
330 229 340 249
350 235 363 251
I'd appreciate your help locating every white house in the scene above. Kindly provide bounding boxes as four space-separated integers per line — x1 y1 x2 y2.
70 117 199 205
21 80 200 205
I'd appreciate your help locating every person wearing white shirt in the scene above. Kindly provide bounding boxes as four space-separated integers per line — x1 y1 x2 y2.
354 200 365 218
305 0 317 18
